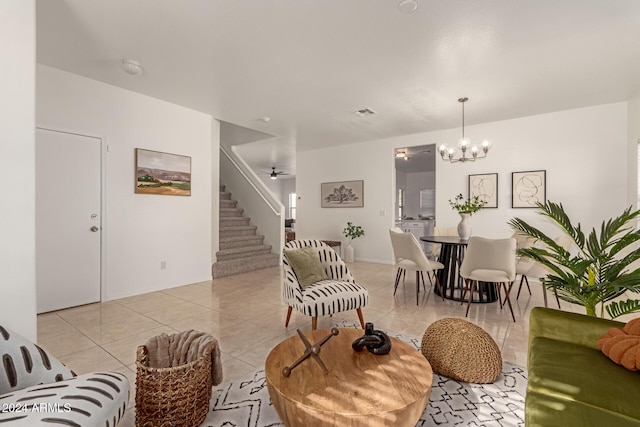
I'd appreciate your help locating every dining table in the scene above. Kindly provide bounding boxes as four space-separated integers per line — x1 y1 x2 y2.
420 235 498 303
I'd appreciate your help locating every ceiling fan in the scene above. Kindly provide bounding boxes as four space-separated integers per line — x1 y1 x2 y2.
262 166 289 180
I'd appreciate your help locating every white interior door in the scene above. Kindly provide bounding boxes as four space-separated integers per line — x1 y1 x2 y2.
36 128 101 313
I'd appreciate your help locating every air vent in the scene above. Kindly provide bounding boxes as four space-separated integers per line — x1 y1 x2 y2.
354 108 377 117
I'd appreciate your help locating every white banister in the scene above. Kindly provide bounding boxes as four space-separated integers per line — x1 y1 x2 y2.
220 146 280 216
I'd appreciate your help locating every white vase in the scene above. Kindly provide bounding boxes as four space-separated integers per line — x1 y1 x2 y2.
344 242 355 262
457 214 471 240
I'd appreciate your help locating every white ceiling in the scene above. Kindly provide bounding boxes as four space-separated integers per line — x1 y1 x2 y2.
36 1 640 177
395 144 436 174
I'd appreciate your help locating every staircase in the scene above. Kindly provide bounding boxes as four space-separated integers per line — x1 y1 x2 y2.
212 185 280 278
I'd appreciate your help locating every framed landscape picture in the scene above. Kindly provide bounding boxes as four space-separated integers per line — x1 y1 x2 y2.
321 180 364 208
468 173 498 208
512 170 546 208
135 148 192 196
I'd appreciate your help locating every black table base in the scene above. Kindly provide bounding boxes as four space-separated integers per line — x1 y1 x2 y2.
424 237 498 303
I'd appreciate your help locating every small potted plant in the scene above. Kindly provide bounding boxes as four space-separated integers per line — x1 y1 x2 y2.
342 221 365 262
448 194 487 239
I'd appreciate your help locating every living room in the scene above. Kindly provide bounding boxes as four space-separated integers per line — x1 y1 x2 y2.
2 1 640 426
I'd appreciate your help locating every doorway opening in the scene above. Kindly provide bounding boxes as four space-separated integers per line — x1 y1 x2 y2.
394 144 436 250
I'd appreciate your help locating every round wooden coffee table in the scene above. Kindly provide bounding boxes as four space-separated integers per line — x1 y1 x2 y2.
265 328 433 426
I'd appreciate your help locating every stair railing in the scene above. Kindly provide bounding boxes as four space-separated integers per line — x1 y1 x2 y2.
219 146 284 263
221 146 281 215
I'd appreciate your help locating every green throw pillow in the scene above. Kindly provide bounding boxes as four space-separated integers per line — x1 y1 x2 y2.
284 246 329 288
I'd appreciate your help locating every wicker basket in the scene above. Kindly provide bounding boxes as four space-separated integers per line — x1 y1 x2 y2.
135 332 215 427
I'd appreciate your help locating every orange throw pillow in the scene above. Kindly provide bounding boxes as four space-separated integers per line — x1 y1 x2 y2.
598 318 640 371
623 318 640 335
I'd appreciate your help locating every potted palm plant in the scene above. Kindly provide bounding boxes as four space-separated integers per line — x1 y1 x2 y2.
342 222 364 262
509 201 640 318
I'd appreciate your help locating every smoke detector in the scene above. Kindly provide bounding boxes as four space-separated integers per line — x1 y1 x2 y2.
121 59 143 76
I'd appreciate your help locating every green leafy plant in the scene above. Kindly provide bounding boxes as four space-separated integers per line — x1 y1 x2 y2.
449 194 487 215
509 201 640 319
343 222 365 241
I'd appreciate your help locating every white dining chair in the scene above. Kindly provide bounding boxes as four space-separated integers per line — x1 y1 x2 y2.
512 232 535 299
431 226 458 260
389 228 445 305
459 236 517 321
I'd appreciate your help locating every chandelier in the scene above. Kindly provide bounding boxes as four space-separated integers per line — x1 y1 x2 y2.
438 97 491 163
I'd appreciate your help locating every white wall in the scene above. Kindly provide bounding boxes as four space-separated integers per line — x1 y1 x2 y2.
298 102 630 264
37 65 215 300
628 92 640 209
297 141 394 263
435 103 628 238
211 120 221 263
0 0 37 340
259 176 283 201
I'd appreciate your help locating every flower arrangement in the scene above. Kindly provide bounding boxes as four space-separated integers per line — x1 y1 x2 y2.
449 194 487 215
343 222 365 241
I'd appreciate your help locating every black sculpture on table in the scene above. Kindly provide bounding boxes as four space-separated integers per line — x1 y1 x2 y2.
352 322 392 355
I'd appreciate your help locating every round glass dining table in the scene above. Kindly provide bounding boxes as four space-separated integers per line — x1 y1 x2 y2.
420 236 498 303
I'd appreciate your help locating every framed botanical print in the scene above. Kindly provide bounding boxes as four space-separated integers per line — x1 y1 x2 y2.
321 180 364 208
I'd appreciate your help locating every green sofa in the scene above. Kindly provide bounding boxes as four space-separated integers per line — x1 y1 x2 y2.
527 307 640 426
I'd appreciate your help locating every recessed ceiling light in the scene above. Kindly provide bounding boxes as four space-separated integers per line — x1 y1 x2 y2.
259 117 271 123
398 0 418 13
354 108 377 117
121 59 143 76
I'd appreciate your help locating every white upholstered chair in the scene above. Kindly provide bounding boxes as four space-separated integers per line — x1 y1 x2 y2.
389 228 445 305
431 226 458 260
282 240 368 330
0 324 130 426
459 236 517 321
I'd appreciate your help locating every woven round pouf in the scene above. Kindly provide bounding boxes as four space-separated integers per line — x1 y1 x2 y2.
421 318 502 383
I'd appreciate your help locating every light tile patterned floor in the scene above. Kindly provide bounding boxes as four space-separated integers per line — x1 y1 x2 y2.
36 261 587 426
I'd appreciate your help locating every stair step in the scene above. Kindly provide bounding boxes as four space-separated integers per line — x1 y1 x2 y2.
220 216 250 227
220 199 237 208
220 191 232 200
212 254 280 279
220 225 258 238
220 207 244 217
220 216 251 227
216 244 273 261
219 235 265 249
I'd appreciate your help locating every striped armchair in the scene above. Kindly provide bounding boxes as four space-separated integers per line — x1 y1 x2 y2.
283 240 368 330
0 325 130 426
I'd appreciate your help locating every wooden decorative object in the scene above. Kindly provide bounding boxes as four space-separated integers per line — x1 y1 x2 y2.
266 328 433 426
282 328 339 377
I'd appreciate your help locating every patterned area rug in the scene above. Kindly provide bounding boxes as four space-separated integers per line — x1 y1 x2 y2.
201 320 527 426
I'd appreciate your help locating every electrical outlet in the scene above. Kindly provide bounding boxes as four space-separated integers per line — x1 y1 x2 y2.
160 261 167 270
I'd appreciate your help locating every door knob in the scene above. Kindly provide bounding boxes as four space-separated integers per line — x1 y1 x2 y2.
90 226 99 232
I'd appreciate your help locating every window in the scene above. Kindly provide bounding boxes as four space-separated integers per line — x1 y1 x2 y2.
419 189 435 218
289 193 297 220
397 188 404 219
